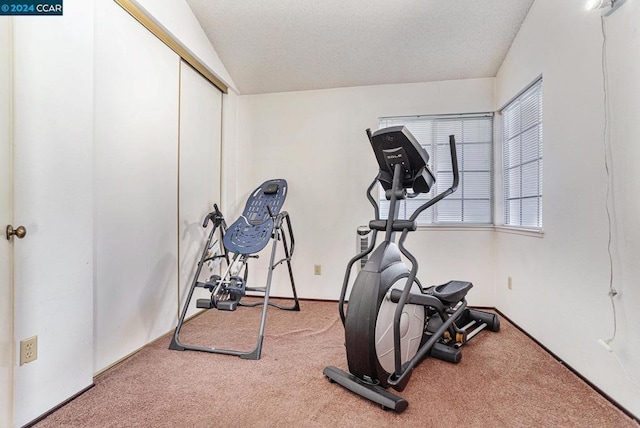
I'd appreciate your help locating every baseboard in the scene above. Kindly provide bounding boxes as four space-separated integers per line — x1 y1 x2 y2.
22 383 94 428
494 309 639 424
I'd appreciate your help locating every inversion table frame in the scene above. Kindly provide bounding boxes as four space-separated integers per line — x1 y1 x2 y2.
169 179 300 360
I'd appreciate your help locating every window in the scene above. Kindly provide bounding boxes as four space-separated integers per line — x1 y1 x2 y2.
502 79 543 229
378 114 493 225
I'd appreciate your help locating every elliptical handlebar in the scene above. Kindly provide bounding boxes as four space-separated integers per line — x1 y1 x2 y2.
391 135 460 379
450 134 460 191
407 134 459 223
366 178 380 220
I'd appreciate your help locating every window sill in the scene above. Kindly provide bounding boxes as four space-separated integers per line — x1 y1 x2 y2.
411 224 544 238
494 226 544 238
416 224 494 232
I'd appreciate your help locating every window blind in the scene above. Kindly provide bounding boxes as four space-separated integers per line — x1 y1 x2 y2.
502 79 543 229
378 114 493 225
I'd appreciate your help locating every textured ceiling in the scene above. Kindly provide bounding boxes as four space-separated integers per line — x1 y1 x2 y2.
185 0 535 95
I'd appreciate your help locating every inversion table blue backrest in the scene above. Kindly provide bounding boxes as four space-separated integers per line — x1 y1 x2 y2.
223 179 288 255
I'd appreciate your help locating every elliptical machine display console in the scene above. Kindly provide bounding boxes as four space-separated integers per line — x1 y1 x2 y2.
323 126 500 412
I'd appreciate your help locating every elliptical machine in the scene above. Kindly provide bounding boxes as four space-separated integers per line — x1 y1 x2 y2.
323 126 499 412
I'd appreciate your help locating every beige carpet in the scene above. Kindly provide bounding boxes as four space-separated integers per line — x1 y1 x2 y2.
35 300 637 427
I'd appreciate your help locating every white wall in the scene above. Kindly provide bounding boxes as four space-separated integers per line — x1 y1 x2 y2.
494 0 640 417
607 3 640 411
237 79 497 305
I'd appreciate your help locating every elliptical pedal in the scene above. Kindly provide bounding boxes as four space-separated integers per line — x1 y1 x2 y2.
464 321 488 342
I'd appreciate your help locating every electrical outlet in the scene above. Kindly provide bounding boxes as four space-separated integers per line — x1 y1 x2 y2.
507 276 513 290
314 264 322 275
20 336 38 365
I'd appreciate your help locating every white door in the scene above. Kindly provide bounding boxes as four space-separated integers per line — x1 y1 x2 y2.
178 60 223 319
11 2 95 426
0 16 14 428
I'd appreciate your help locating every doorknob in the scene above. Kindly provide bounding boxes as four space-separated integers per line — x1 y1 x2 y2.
6 225 27 240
